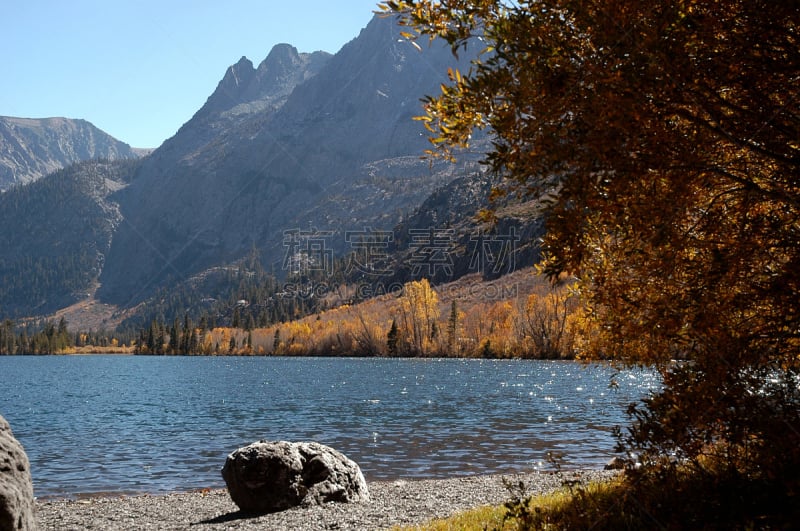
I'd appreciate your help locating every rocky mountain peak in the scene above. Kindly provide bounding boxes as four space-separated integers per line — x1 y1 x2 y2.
151 44 331 172
260 43 300 72
243 44 330 102
227 56 257 88
196 45 332 120
203 56 257 114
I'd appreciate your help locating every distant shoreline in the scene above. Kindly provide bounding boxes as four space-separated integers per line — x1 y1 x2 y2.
60 347 133 355
22 350 610 360
12 349 602 360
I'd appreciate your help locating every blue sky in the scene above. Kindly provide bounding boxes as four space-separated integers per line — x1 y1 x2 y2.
1 1 382 148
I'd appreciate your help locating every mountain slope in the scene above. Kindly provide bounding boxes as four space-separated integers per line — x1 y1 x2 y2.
0 116 140 190
98 15 481 306
385 172 545 286
0 159 140 317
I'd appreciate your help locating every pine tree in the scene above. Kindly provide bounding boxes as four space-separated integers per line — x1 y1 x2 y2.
387 319 399 357
146 322 156 354
232 307 241 329
273 329 281 354
168 318 180 354
155 323 166 355
447 300 458 354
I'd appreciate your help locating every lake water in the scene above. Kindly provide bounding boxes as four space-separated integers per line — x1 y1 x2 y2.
0 356 658 498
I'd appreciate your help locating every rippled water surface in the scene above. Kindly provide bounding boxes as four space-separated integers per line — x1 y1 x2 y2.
1 356 658 498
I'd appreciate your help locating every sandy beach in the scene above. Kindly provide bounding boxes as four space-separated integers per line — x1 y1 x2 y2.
35 470 616 530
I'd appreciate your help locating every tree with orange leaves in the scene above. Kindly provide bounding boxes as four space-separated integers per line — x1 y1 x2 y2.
384 0 800 520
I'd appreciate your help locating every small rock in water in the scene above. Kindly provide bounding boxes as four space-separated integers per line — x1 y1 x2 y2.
221 440 370 513
0 415 36 531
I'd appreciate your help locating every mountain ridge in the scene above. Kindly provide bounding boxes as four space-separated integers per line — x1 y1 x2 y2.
0 158 141 317
0 116 141 190
96 14 481 307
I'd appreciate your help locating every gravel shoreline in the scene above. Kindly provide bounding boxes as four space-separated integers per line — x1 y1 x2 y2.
35 470 617 530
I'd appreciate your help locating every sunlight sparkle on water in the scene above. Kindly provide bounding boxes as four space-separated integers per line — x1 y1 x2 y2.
0 357 659 497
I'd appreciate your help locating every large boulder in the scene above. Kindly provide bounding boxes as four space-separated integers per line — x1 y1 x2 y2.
221 440 369 513
0 415 35 531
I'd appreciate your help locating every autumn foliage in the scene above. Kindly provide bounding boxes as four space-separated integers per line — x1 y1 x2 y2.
383 0 800 525
187 271 581 359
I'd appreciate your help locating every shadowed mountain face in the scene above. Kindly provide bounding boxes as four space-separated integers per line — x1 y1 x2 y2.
97 15 479 306
0 159 141 317
0 116 139 190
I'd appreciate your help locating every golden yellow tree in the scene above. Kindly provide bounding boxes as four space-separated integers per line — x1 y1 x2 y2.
397 278 440 355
